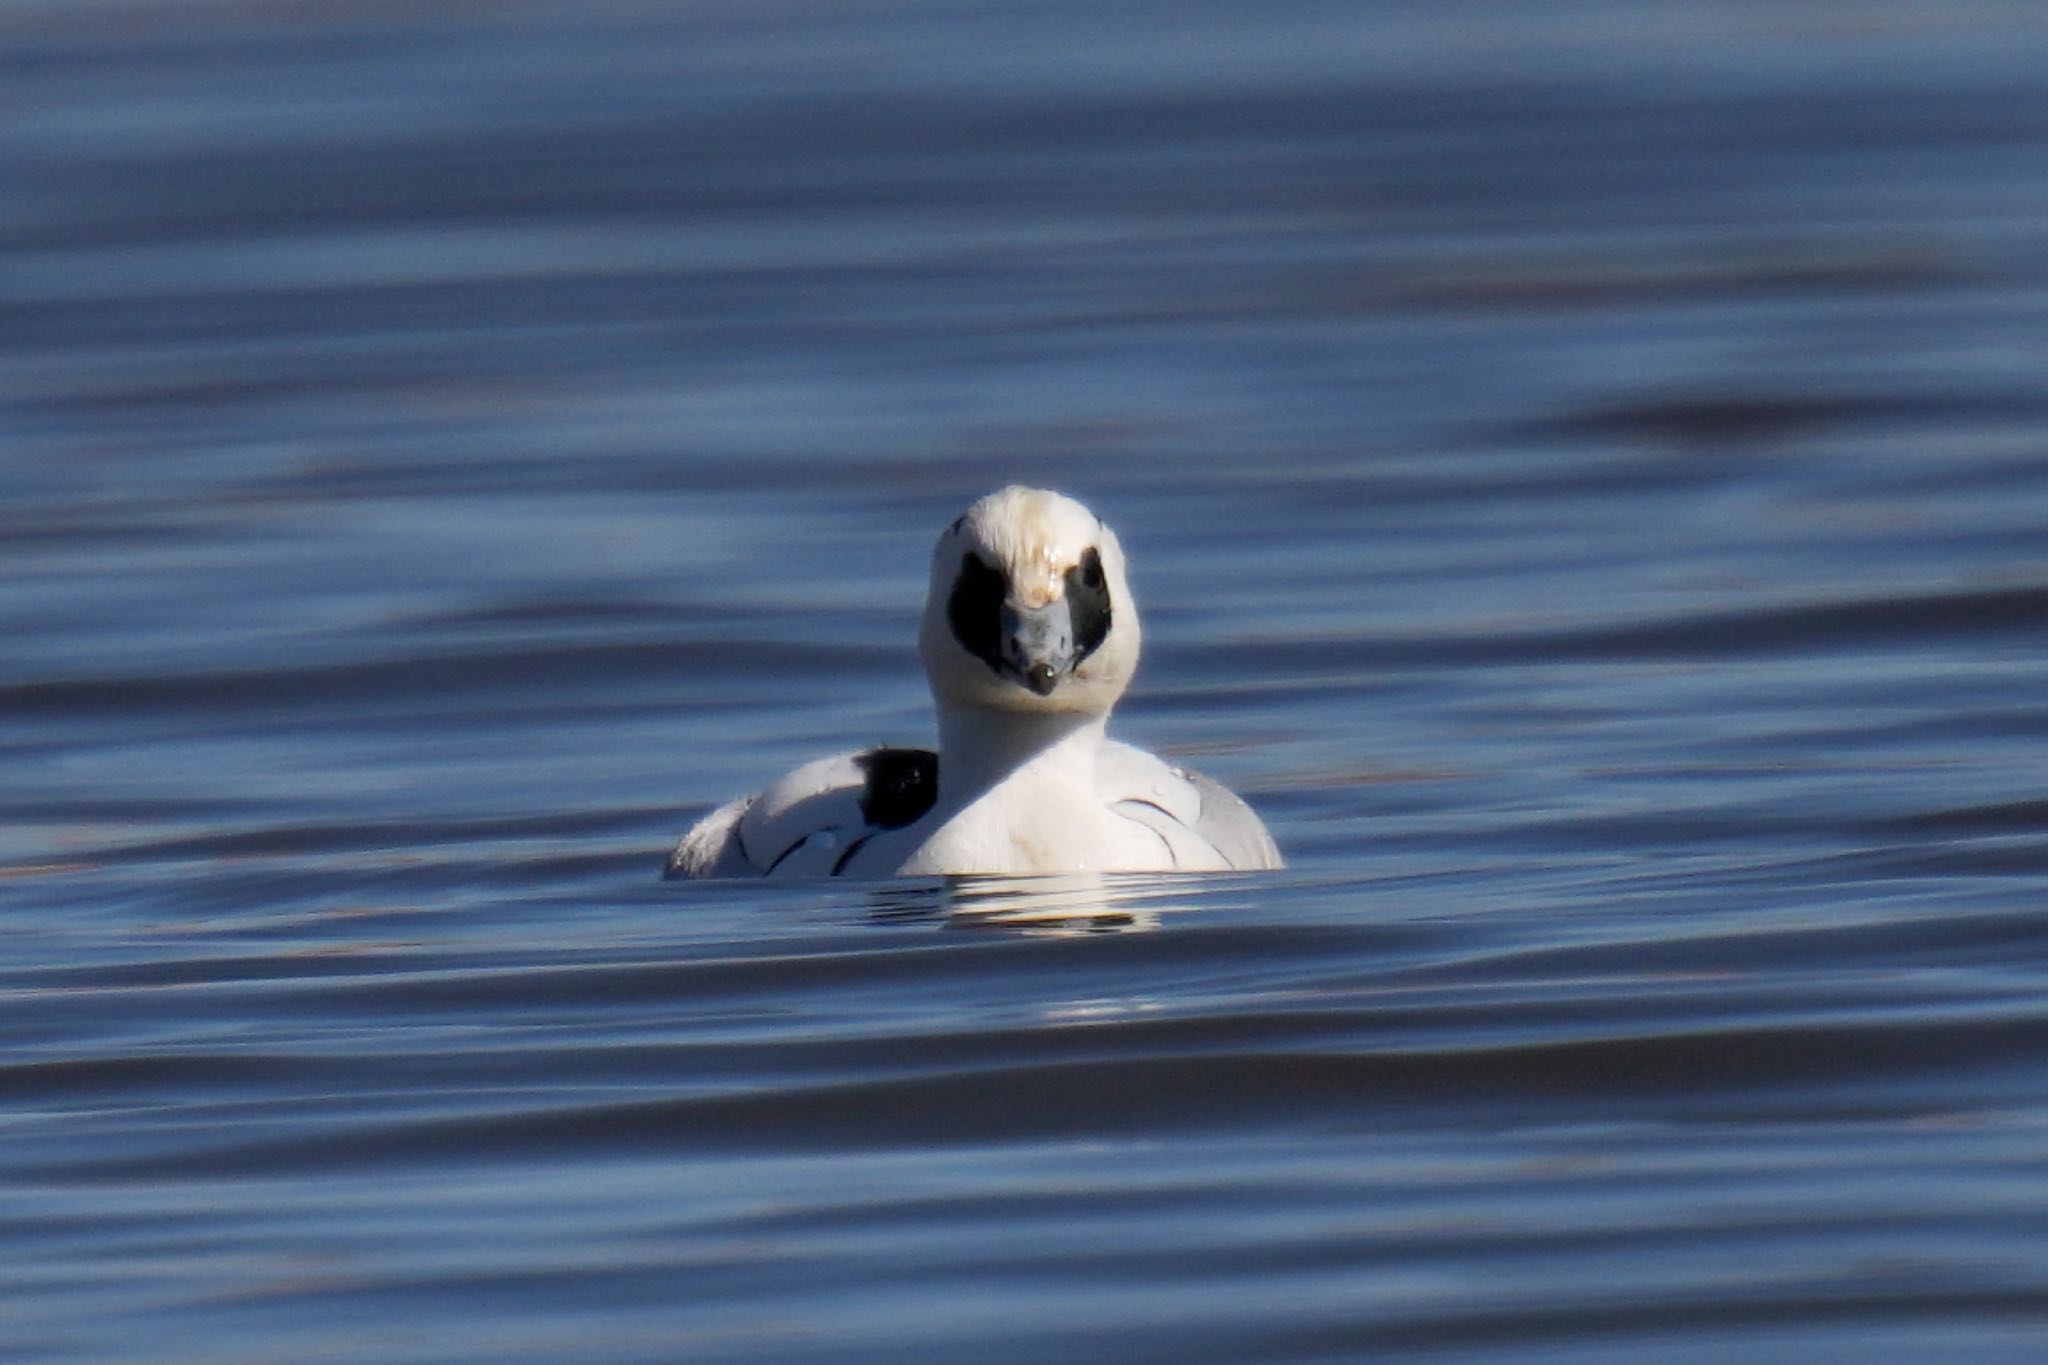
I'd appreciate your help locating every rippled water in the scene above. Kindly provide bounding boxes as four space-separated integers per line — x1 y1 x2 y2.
8 2 2048 1360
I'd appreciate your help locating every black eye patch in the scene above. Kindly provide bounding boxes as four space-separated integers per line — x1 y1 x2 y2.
1064 547 1111 661
947 552 1006 672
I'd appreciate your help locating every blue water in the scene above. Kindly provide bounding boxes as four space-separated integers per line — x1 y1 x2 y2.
7 2 2048 1360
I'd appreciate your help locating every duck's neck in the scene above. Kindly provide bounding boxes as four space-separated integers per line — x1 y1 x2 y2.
935 705 1108 804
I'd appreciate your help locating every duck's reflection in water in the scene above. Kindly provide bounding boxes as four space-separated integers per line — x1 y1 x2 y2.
864 873 1226 934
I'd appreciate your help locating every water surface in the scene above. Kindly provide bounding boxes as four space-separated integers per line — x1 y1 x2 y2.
6 2 2048 1360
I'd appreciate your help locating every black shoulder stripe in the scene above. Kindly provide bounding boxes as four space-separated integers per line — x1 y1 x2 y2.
1117 795 1182 824
831 832 875 876
856 747 939 830
734 807 759 869
763 836 809 875
1111 797 1186 869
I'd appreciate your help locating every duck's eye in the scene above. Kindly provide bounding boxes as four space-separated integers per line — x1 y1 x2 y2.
1064 547 1112 662
947 552 1006 671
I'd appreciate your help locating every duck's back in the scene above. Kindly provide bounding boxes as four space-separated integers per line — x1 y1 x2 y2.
1095 741 1283 872
669 741 1278 879
664 747 937 879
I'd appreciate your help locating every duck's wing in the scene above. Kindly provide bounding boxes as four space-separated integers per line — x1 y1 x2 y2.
664 747 938 879
1097 740 1283 872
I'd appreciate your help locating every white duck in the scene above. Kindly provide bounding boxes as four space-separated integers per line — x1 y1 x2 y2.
666 486 1281 878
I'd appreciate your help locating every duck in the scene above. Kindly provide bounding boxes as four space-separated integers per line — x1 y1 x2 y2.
665 486 1281 879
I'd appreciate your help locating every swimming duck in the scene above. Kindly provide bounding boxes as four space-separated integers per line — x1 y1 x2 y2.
666 486 1280 878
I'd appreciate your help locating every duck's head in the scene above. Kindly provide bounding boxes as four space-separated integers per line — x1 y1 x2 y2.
918 486 1141 716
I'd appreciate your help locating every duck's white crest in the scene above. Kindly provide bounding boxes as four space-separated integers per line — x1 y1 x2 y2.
667 485 1280 879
